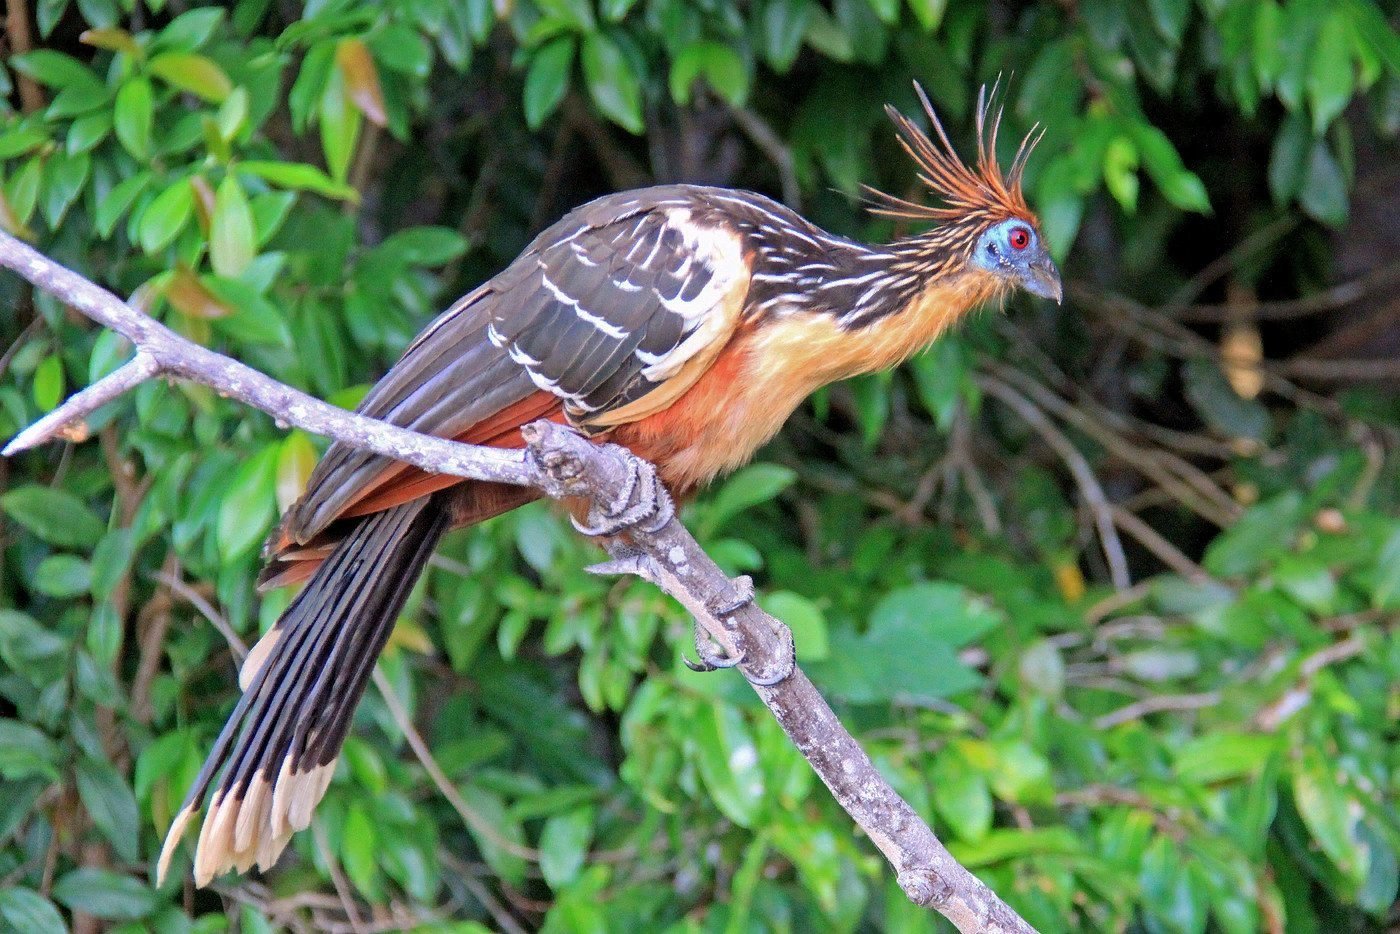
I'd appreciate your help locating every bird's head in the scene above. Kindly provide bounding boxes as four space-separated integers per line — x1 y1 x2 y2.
866 82 1062 305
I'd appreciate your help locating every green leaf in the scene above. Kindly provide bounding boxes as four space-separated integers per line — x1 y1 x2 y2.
1293 747 1364 882
866 0 898 24
275 432 317 514
237 160 358 201
377 226 469 266
89 527 136 600
0 718 62 781
52 868 157 921
368 23 433 78
811 583 991 703
42 149 91 227
156 7 226 51
1018 639 1065 697
670 42 750 106
289 41 335 132
31 353 63 412
1274 553 1337 613
1306 11 1353 133
113 77 154 159
319 57 363 183
134 730 193 804
137 178 195 254
950 827 1080 867
216 443 279 561
931 752 992 842
0 610 70 670
1267 112 1310 203
537 0 595 30
80 26 139 54
1147 0 1190 45
581 33 643 134
1034 156 1085 258
691 702 765 826
0 126 49 160
1174 733 1278 783
203 276 293 345
0 889 65 934
1202 492 1303 578
1346 0 1400 74
601 0 640 19
34 554 91 598
1369 525 1400 608
702 463 796 537
341 801 380 898
217 86 249 140
539 806 595 889
461 785 528 885
211 175 256 277
524 38 574 130
10 50 104 94
906 0 947 30
1252 0 1283 88
1132 123 1211 212
1103 135 1140 211
849 372 891 444
95 171 151 238
87 603 123 667
1182 357 1269 441
67 109 112 154
6 156 43 229
2 485 105 548
762 591 829 661
871 582 1001 649
910 338 972 432
1139 835 1207 934
76 756 141 862
758 0 813 71
149 52 234 102
1298 139 1348 226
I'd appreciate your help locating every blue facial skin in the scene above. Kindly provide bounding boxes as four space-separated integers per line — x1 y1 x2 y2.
972 218 1063 304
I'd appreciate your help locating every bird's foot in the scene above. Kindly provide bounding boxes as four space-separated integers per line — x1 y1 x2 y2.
710 574 755 616
742 620 795 687
584 551 792 685
570 450 675 538
682 575 752 671
681 576 790 685
683 619 745 672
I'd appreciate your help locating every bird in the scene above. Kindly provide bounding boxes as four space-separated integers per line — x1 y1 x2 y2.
157 82 1061 888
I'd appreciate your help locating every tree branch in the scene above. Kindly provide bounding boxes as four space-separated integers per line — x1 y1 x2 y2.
0 229 1036 934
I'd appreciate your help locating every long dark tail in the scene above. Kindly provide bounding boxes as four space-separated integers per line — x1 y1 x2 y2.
158 494 449 887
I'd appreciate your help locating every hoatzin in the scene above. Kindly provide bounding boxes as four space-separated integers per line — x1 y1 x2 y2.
158 84 1061 887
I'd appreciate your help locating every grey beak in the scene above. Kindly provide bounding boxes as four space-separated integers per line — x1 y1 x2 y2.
1022 255 1063 304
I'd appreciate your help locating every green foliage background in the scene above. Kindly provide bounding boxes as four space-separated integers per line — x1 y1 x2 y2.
2 0 1399 931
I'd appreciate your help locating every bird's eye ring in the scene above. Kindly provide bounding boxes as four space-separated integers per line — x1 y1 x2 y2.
1009 227 1031 250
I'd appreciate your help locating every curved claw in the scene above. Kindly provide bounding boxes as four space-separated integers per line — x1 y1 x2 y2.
569 457 676 538
684 650 744 672
740 621 796 686
743 659 792 686
685 620 744 672
570 512 620 537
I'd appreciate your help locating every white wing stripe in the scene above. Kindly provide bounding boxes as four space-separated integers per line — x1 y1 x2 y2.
541 274 629 339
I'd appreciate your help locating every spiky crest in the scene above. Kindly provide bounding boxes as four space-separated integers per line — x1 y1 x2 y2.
864 79 1043 226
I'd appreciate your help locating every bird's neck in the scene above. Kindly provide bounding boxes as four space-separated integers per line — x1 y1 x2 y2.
744 224 980 329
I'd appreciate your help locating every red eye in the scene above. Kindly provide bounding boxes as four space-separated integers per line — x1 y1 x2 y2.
1009 227 1031 250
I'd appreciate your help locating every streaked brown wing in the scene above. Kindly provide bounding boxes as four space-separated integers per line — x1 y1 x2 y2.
279 185 751 546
